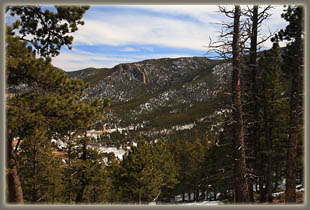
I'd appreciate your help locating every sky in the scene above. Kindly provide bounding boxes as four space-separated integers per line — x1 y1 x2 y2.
7 5 289 72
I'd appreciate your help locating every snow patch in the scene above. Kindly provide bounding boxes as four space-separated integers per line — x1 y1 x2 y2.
184 201 222 205
98 146 126 160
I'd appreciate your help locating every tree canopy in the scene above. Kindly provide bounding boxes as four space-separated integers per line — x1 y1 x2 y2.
7 6 89 57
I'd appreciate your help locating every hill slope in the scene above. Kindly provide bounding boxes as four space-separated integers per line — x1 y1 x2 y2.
67 56 232 144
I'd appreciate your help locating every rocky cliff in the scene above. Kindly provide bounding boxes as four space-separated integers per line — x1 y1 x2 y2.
67 56 232 144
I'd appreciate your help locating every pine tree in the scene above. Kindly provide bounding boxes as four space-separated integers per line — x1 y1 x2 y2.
273 6 304 203
6 5 90 202
151 139 179 202
7 6 89 57
245 6 259 202
5 6 110 204
241 5 273 202
257 42 286 202
171 138 188 202
72 147 106 203
17 130 64 203
111 140 177 204
118 140 154 204
105 154 123 203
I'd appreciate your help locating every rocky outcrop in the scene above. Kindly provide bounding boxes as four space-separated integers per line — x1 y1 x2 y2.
67 56 231 133
132 67 149 84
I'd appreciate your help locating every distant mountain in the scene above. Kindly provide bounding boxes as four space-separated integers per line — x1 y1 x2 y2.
66 56 232 143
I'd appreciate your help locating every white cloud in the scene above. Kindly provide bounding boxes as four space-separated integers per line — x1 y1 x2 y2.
73 5 287 50
52 48 136 71
53 5 289 71
121 47 138 52
126 5 223 24
73 14 218 51
142 46 154 52
52 48 196 71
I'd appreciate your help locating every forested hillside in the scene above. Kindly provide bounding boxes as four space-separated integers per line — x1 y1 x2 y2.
5 5 304 205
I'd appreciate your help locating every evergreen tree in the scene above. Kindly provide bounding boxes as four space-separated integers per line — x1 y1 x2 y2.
7 6 89 57
5 6 112 204
171 138 188 202
151 139 179 202
105 154 123 203
241 5 273 202
119 140 154 204
71 147 106 203
17 131 64 203
111 140 177 204
273 6 304 203
257 42 287 202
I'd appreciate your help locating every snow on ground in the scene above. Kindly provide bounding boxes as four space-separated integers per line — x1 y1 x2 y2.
272 184 304 198
174 123 195 131
175 193 195 201
184 201 222 205
174 192 222 205
148 201 222 205
98 146 126 160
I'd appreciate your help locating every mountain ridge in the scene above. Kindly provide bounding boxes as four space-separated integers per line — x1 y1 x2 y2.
65 56 231 145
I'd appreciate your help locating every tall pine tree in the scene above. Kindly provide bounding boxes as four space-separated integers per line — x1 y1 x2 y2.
273 6 304 203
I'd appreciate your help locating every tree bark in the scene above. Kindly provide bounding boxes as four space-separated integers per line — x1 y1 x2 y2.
195 185 199 201
231 5 250 203
285 6 303 203
213 186 217 200
7 135 24 204
247 5 259 203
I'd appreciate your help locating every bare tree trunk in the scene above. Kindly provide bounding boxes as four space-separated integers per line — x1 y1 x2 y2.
285 6 303 203
153 189 161 202
195 184 199 201
247 5 259 203
7 135 24 204
232 5 250 203
213 186 217 200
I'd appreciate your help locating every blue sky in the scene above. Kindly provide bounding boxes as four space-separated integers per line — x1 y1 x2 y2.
6 5 288 71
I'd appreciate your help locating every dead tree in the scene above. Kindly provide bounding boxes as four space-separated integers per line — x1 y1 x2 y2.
207 5 250 203
231 5 250 203
241 5 273 202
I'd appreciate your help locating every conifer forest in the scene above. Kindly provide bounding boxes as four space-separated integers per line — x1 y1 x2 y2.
5 5 305 205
